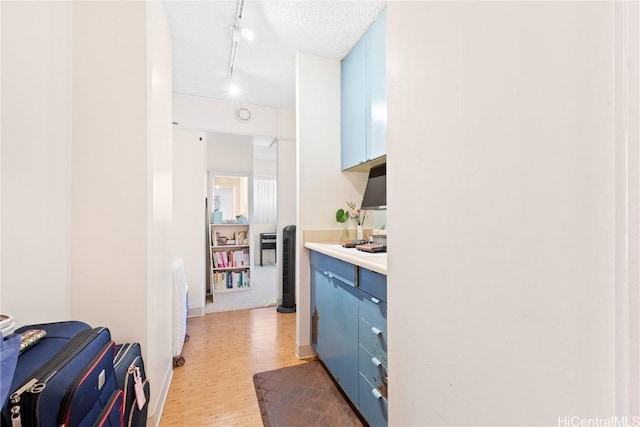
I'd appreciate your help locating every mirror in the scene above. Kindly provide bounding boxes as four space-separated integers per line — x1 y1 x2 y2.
211 175 249 224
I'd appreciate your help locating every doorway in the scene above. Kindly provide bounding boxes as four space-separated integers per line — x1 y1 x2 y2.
205 132 278 313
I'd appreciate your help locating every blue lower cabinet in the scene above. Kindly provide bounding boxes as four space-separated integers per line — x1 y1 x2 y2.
310 265 320 351
310 251 388 424
359 372 388 427
320 277 359 404
310 255 359 405
359 290 387 334
310 251 356 285
359 268 388 426
359 268 387 301
358 317 387 367
358 345 387 396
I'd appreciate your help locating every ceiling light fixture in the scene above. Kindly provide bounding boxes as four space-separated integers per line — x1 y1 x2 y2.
240 27 254 42
228 83 241 97
229 26 254 43
227 0 253 81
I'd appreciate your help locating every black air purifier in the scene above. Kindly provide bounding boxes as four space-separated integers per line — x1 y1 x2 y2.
278 225 296 313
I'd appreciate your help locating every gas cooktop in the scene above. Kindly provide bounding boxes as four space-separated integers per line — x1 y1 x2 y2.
355 242 387 253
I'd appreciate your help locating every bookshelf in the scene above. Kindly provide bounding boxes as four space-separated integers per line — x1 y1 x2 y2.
209 223 251 293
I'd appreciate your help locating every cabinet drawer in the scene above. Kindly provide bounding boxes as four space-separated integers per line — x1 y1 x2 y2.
358 373 388 427
359 290 387 334
310 251 356 287
359 345 388 398
359 268 386 301
358 318 387 368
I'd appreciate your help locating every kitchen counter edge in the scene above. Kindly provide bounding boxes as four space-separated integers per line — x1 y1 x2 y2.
304 242 387 275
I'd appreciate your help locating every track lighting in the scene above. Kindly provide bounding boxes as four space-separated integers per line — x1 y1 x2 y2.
227 0 253 81
229 26 254 42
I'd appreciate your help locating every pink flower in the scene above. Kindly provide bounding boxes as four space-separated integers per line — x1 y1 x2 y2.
343 201 366 226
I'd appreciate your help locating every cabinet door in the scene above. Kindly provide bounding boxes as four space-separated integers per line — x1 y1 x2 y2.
312 267 359 405
310 265 320 351
366 8 387 162
341 35 367 170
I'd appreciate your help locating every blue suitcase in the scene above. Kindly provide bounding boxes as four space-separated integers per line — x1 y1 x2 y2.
114 343 149 427
93 390 124 427
1 321 122 427
6 321 91 393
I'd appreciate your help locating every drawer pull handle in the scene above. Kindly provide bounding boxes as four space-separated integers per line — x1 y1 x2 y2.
371 357 382 367
371 326 382 335
370 297 380 304
371 388 383 399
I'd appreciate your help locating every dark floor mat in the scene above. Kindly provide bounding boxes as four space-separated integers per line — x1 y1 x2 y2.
252 361 364 427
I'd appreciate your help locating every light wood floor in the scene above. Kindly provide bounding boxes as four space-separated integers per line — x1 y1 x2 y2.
159 307 308 426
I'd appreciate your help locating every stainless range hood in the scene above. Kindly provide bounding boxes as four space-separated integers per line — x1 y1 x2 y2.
361 163 386 210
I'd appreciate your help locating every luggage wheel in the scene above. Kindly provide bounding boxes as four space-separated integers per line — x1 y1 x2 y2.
184 334 190 342
173 355 185 367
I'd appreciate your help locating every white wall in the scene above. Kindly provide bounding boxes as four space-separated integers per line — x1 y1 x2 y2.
276 139 296 305
295 52 367 357
614 1 640 417
387 2 616 425
71 0 148 346
277 110 296 141
173 129 206 317
71 1 173 420
173 94 295 140
1 1 2 311
206 132 253 174
2 1 174 419
146 3 174 422
254 158 276 176
1 1 72 324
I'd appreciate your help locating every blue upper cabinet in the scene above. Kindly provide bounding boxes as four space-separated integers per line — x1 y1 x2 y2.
366 9 387 163
341 9 387 171
341 34 367 171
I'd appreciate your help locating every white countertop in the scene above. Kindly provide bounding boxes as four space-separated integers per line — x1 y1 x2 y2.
304 242 387 275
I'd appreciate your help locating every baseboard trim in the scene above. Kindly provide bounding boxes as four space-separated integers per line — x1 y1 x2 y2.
147 360 173 426
296 344 317 360
188 306 205 317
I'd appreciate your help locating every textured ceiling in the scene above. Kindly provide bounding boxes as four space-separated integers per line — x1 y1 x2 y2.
164 0 386 110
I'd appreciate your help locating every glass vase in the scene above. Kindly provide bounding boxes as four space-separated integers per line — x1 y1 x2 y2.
356 225 363 241
341 223 350 242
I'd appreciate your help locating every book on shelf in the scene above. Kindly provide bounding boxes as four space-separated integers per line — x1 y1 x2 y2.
212 270 250 290
211 225 250 246
233 230 249 244
231 271 250 288
213 252 226 268
212 247 249 269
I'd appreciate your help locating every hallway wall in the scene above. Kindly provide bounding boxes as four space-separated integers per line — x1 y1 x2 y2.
387 2 617 424
1 1 72 323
